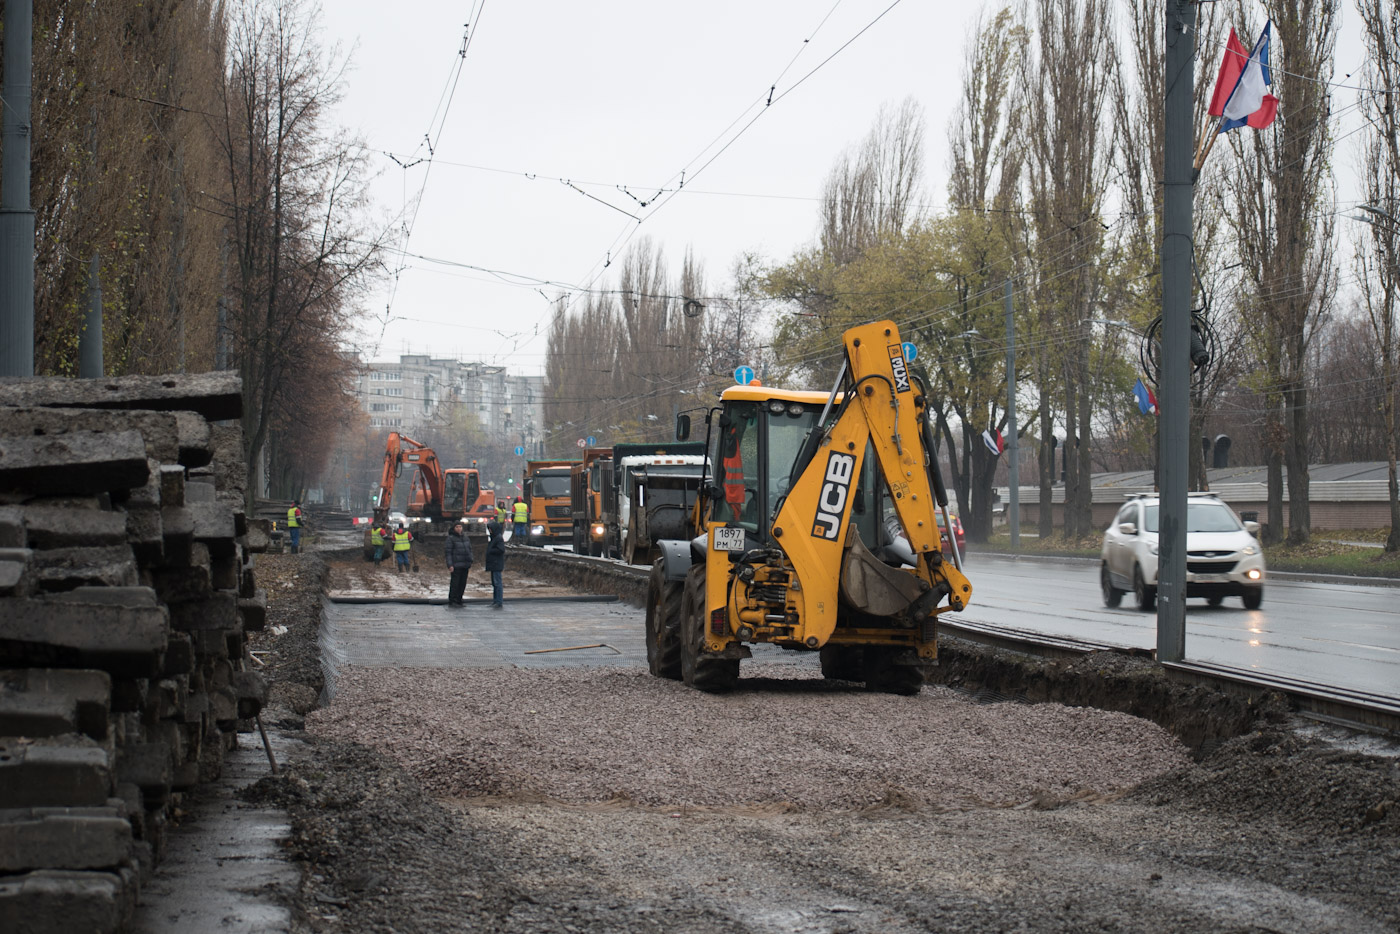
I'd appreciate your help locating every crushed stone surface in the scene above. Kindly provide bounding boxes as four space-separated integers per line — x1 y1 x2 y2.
307 665 1191 809
234 552 1400 933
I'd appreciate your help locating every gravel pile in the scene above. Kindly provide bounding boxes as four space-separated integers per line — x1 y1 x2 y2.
306 664 1192 809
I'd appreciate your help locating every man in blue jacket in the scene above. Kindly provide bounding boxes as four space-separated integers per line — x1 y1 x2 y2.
484 520 508 608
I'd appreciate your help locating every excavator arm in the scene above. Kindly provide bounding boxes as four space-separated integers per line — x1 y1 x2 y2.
769 320 972 648
371 432 446 524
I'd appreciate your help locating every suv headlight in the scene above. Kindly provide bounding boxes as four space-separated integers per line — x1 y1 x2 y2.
1240 544 1257 556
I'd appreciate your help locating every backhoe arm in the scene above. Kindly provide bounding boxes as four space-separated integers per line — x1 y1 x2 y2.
770 321 972 647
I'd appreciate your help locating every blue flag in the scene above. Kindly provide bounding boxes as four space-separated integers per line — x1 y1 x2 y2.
1132 378 1158 416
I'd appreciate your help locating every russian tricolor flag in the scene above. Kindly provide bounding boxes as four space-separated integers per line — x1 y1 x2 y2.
1212 21 1279 132
1133 378 1158 417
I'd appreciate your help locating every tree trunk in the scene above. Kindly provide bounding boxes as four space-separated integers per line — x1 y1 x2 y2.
1284 378 1310 543
1038 388 1055 539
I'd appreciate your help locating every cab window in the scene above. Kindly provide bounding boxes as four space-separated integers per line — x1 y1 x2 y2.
718 403 761 531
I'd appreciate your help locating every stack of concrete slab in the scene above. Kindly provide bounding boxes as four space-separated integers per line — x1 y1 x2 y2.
0 373 271 934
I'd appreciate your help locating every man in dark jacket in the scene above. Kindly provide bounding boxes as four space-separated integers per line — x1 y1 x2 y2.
444 521 474 607
484 520 507 608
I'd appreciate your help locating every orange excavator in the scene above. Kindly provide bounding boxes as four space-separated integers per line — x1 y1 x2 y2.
370 433 495 549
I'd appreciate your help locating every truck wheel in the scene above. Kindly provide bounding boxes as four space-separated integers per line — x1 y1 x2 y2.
819 645 863 682
862 647 922 696
680 565 738 693
645 562 682 679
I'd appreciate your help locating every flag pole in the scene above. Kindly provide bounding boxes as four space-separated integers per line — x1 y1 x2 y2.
1194 118 1224 171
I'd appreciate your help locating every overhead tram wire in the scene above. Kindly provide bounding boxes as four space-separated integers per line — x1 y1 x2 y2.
564 0 907 312
381 4 488 340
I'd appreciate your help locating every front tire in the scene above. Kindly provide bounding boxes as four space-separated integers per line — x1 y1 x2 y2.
1101 563 1123 608
862 646 923 696
1133 564 1157 611
1242 588 1263 610
680 565 739 693
645 561 682 679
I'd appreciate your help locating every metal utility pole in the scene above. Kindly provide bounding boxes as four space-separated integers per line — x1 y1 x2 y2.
1158 0 1196 663
1 0 36 377
1005 279 1020 547
79 254 103 377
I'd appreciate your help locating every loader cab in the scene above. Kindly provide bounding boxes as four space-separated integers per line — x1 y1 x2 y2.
698 387 895 558
702 389 844 547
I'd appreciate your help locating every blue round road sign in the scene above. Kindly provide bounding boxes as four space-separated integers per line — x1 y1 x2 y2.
734 365 755 385
586 435 597 446
513 445 525 456
902 341 917 362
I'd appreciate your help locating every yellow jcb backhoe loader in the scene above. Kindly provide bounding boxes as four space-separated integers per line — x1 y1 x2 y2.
645 319 973 693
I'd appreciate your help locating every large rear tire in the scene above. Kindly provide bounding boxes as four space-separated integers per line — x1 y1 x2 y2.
645 561 682 679
680 565 739 693
862 646 923 696
820 645 863 682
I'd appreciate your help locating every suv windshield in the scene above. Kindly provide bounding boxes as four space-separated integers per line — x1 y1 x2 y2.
1142 502 1242 533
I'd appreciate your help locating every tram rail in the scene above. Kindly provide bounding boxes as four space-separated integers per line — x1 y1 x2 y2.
523 546 1400 735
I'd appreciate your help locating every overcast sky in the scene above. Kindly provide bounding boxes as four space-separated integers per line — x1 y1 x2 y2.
318 1 1370 376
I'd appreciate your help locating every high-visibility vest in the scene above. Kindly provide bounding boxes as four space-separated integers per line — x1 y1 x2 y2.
722 450 745 508
370 526 385 545
393 529 412 551
287 506 301 528
496 506 508 523
513 501 528 523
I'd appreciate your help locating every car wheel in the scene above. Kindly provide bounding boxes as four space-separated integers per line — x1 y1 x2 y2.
1133 564 1156 611
1100 562 1123 608
1242 588 1263 610
1207 595 1224 607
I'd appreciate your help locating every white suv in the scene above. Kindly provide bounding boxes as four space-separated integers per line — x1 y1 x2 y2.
1100 493 1265 611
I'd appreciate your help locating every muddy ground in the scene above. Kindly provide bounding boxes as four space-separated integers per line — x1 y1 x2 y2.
240 547 1400 933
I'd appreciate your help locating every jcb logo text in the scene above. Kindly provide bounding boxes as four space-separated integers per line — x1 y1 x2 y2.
888 346 911 394
811 452 856 540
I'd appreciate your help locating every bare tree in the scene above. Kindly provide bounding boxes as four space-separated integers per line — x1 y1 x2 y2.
1355 0 1400 551
934 6 1027 541
1022 0 1117 539
543 239 708 452
209 0 386 502
1223 0 1338 544
20 1 227 375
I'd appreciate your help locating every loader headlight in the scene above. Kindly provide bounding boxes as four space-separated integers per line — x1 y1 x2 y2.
786 403 805 416
591 524 605 538
768 400 787 414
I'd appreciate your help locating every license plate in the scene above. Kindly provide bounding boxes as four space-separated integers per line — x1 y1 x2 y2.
1193 574 1228 583
713 527 745 552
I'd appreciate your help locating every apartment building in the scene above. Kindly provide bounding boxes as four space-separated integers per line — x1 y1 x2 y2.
358 354 545 453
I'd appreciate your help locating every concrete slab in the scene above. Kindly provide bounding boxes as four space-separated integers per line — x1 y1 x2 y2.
131 732 296 934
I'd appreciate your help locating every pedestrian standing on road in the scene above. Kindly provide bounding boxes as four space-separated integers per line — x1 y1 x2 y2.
496 500 509 525
512 497 528 539
370 522 389 566
485 519 507 608
392 523 413 573
445 521 475 607
287 500 303 554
